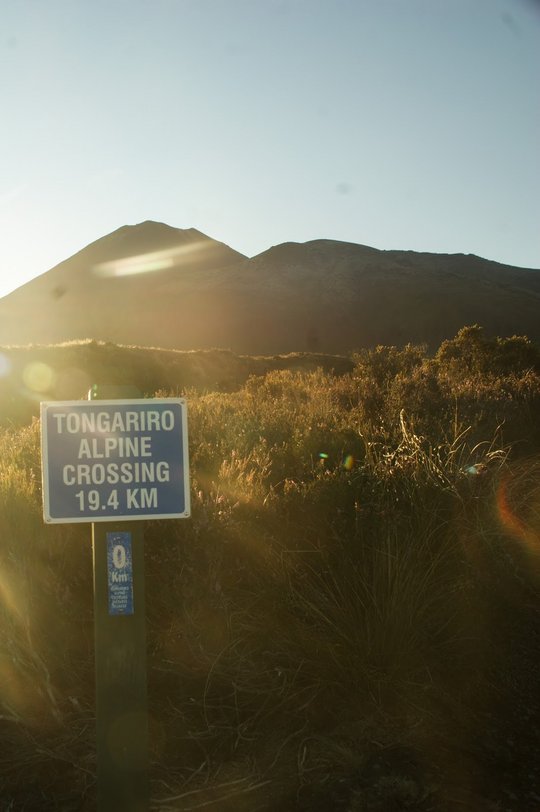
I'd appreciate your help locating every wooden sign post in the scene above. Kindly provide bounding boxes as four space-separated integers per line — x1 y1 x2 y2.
40 385 190 811
92 384 148 811
93 518 148 811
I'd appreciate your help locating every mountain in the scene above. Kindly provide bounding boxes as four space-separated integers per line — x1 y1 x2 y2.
0 221 246 349
1 221 539 353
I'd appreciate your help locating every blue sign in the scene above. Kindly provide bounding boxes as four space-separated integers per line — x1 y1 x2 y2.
107 532 134 615
40 399 190 523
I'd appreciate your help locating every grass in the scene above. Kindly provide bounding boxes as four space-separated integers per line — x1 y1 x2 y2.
0 327 539 809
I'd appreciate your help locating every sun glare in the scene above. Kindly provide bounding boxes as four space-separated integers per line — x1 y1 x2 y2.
22 362 56 394
94 240 209 279
496 472 540 556
0 352 11 378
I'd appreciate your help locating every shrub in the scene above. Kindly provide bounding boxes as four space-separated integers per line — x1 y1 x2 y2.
1 328 540 808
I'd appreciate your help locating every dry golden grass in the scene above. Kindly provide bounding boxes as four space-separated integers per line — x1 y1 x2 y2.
0 328 539 809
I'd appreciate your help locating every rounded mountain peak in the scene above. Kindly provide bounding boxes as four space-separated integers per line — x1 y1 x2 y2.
93 221 212 260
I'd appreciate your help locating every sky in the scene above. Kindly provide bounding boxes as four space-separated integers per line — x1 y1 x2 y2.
1 0 539 298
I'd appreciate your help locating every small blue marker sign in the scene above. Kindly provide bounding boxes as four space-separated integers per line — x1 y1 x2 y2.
107 532 134 615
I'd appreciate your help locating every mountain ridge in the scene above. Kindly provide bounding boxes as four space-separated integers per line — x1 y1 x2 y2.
0 221 538 353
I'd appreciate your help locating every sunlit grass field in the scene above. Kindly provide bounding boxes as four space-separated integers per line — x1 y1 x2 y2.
1 326 540 810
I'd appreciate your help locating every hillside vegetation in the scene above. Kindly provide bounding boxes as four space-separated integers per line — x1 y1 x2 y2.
0 340 352 426
1 326 540 810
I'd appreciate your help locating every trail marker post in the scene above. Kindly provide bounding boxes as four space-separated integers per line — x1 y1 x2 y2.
40 387 190 811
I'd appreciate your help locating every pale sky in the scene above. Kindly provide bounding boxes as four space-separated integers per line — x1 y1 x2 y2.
1 0 539 298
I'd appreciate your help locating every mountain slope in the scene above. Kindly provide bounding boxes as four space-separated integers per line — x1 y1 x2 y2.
0 221 247 348
0 223 538 352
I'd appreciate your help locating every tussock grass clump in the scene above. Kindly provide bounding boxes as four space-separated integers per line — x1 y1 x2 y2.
0 327 539 809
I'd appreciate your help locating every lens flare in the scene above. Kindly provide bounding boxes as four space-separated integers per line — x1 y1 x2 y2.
0 352 11 378
94 240 209 278
22 361 56 393
496 475 539 554
343 454 354 471
0 569 26 625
